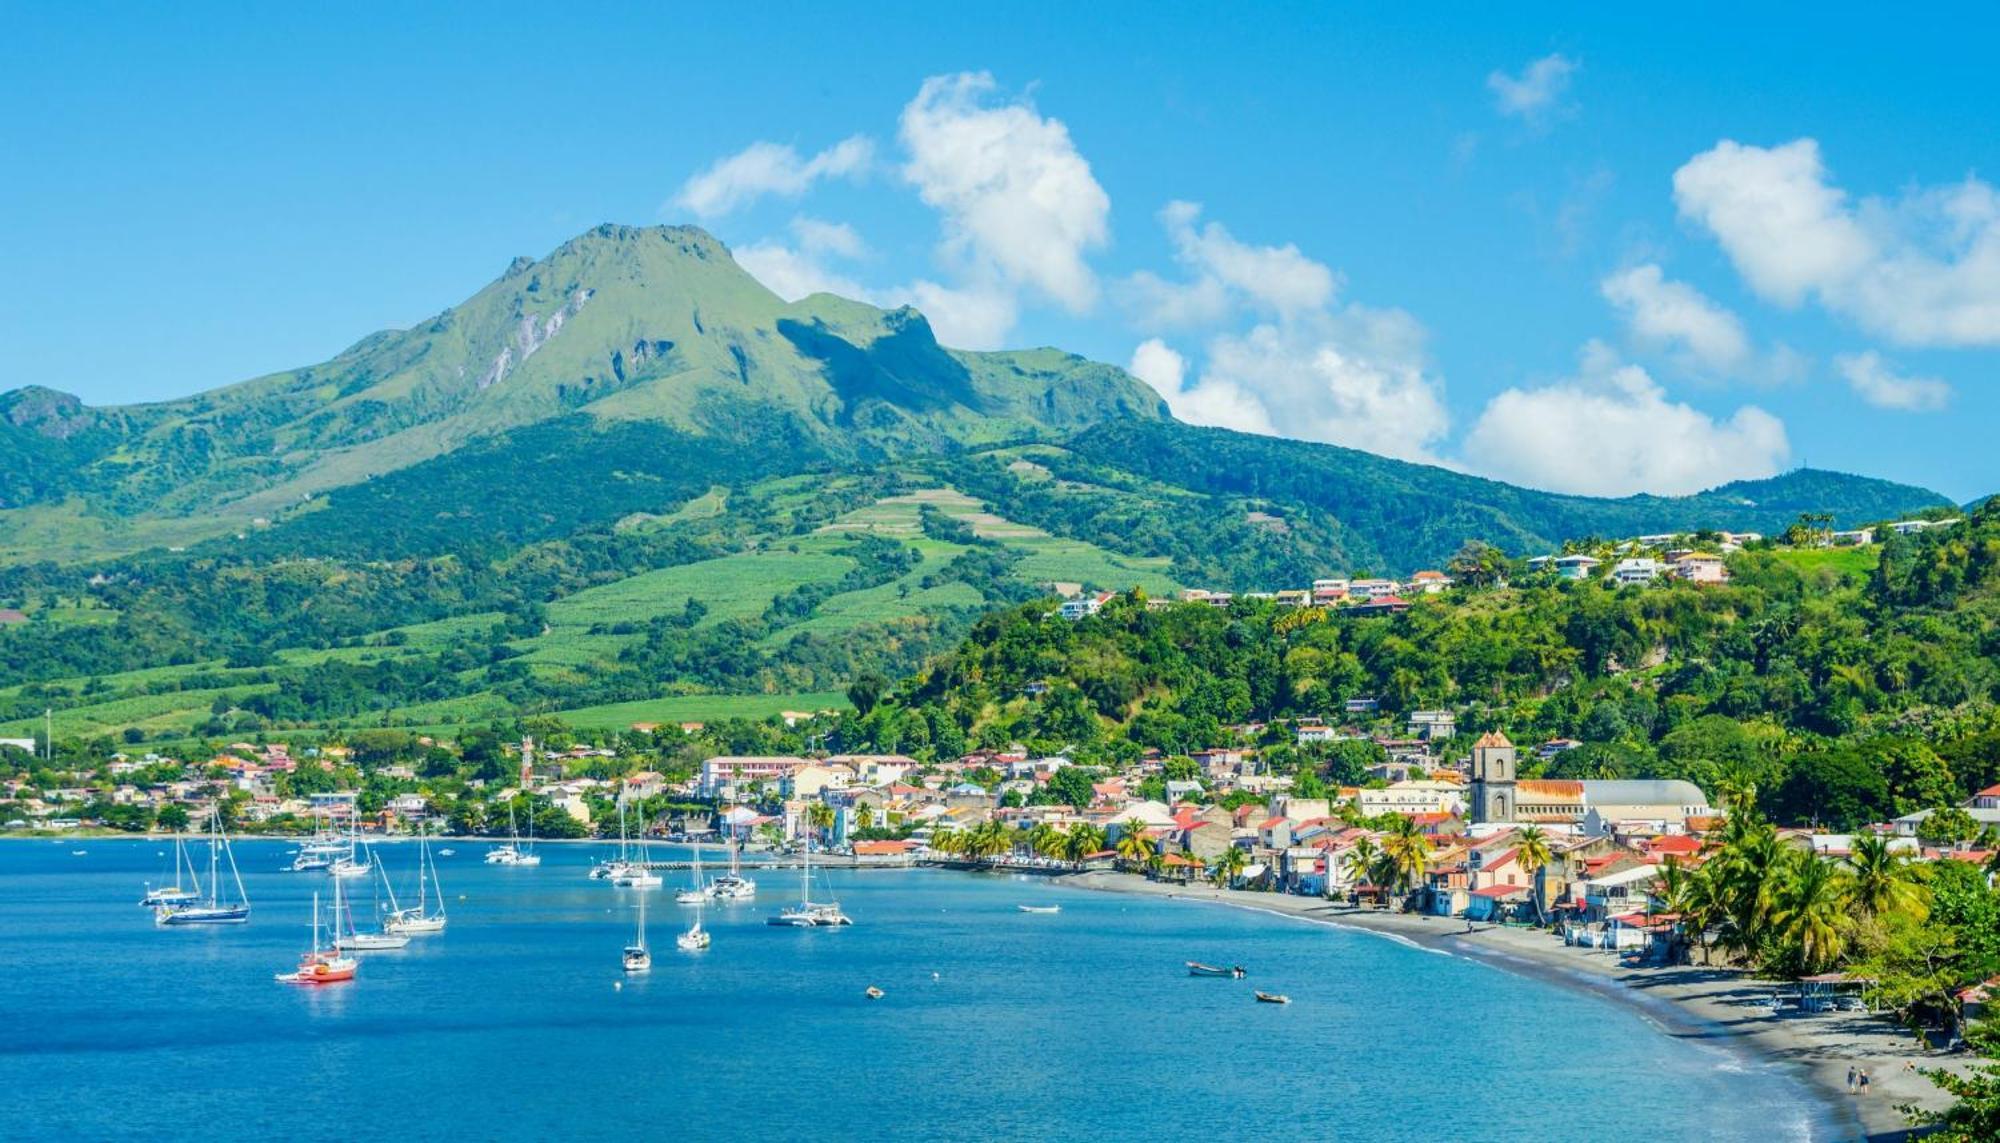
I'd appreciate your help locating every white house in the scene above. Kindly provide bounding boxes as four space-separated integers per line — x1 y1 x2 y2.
1611 558 1662 586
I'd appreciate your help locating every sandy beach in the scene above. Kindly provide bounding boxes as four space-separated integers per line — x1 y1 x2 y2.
1062 870 1971 1141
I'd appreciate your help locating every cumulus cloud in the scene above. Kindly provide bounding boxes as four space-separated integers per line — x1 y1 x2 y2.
673 136 874 219
1487 53 1577 123
734 216 876 303
888 279 1018 349
1836 351 1952 412
1674 138 2000 346
899 72 1110 315
1463 341 1790 497
1124 201 1338 327
1118 205 1450 460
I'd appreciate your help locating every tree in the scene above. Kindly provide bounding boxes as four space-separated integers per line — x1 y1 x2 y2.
1920 806 1981 851
1061 822 1105 868
846 672 889 717
1114 819 1156 870
155 804 191 832
1342 837 1382 896
1773 749 1889 831
1210 844 1249 888
1380 815 1432 899
1513 825 1553 925
1768 851 1852 974
1846 834 1929 923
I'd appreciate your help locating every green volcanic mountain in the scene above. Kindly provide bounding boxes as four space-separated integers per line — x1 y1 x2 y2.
0 223 1961 742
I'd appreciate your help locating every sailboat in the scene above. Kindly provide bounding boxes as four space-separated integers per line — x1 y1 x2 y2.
275 892 358 984
384 828 447 935
676 891 711 952
334 861 410 951
156 807 251 925
610 795 659 887
590 786 637 880
674 841 708 904
140 830 202 907
709 838 757 900
767 827 850 927
622 882 652 973
329 816 372 879
290 812 346 872
486 798 542 866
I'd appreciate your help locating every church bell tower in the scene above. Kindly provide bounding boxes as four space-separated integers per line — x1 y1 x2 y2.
1469 731 1517 824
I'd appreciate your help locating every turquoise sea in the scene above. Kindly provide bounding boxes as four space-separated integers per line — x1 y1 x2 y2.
1 840 1838 1141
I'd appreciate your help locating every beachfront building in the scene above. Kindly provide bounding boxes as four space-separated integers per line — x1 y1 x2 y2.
699 755 810 798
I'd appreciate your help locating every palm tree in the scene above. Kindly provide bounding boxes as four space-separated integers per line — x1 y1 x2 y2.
1770 851 1853 973
1026 822 1063 861
805 801 835 847
1380 815 1432 901
1114 818 1156 871
1342 837 1381 897
1062 822 1105 868
1210 845 1249 888
1513 825 1554 925
930 829 965 857
1847 834 1929 923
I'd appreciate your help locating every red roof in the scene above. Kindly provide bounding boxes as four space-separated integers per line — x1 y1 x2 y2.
1469 885 1528 899
1258 817 1287 830
1978 784 2000 798
1648 835 1702 856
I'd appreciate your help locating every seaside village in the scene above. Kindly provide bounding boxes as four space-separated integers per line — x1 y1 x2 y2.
12 712 1999 960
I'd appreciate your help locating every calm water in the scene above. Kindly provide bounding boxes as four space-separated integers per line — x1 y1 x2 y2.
2 840 1834 1141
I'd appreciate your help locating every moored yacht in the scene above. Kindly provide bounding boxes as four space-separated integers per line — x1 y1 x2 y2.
384 828 447 935
140 831 202 908
276 892 358 985
622 881 652 973
156 808 251 925
708 839 756 900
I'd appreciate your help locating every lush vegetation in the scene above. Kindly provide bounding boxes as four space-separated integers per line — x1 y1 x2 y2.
836 505 2000 827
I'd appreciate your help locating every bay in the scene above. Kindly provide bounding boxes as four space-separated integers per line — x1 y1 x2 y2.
0 840 1830 1141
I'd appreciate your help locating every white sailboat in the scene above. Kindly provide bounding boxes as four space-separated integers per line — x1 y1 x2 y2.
590 786 637 881
385 828 447 935
709 838 757 900
609 792 658 886
156 807 251 925
674 841 708 904
622 882 652 973
140 830 202 907
334 859 409 951
676 890 711 952
330 819 373 879
767 827 850 927
486 797 542 866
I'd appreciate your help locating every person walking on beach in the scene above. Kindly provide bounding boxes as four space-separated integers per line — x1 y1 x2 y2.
1858 1069 1871 1096
1846 1066 1857 1094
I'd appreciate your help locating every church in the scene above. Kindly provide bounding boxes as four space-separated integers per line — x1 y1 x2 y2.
1467 732 1711 832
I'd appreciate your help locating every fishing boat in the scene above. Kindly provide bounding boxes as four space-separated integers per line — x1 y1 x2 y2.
333 863 409 951
1254 991 1290 1005
156 808 251 925
384 828 447 935
708 839 756 900
674 841 709 904
275 892 358 985
1016 904 1061 914
1187 962 1247 978
767 836 851 927
622 882 653 973
139 831 202 907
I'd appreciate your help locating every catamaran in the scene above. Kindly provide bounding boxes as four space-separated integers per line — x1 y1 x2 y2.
622 882 653 973
674 841 708 904
275 892 358 985
486 798 542 866
708 839 757 900
766 835 850 927
384 828 447 935
139 830 202 907
156 807 251 925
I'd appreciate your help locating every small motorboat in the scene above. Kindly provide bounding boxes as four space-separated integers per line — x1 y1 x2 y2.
1187 961 1247 978
438 848 456 857
864 986 885 1000
1254 991 1290 1005
1016 904 1061 914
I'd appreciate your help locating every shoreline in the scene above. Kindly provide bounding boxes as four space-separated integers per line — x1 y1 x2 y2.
1059 870 1964 1142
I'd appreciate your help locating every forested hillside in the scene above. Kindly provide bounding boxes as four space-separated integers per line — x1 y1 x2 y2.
843 501 2000 832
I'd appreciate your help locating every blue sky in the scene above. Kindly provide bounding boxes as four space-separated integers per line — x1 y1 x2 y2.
3 4 1996 500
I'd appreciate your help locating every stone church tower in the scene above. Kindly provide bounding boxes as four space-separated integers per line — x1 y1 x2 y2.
1469 731 1517 824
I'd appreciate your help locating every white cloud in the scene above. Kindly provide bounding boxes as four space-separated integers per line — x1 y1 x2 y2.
673 136 874 219
1487 53 1577 123
1601 263 1751 373
1836 351 1952 412
1127 338 1187 397
887 279 1018 350
1674 138 2000 346
735 241 871 304
1123 201 1339 327
1128 337 1276 435
1462 341 1790 497
898 72 1110 315
734 216 877 304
